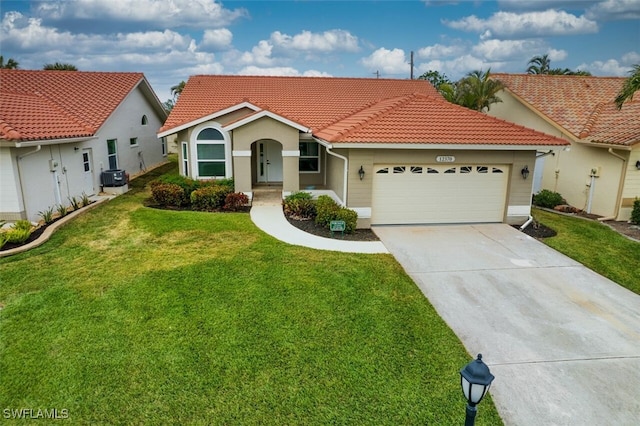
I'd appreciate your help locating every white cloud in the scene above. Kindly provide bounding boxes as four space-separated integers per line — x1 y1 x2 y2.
547 49 569 62
35 0 248 28
1 12 77 51
416 43 466 59
360 48 410 75
498 1 596 11
236 66 330 77
238 40 275 66
445 10 599 38
270 29 359 53
576 58 631 75
417 55 497 80
473 39 553 61
116 30 192 51
622 51 640 64
201 28 233 50
586 0 640 20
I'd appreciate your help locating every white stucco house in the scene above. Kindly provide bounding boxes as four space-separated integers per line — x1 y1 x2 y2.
0 69 168 222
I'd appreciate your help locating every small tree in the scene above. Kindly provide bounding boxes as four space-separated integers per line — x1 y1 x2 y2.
0 55 19 69
43 62 78 71
630 199 640 225
615 64 640 110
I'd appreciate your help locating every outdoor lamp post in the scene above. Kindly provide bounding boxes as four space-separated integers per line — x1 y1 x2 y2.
460 354 495 426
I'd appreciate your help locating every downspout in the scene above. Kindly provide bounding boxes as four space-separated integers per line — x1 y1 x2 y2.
521 151 555 230
597 148 627 221
16 144 43 220
320 141 348 207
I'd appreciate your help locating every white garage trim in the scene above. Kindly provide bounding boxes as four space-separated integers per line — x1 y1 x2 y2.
372 164 508 225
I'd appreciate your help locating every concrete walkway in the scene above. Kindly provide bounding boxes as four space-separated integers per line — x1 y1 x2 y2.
250 190 388 254
376 224 640 426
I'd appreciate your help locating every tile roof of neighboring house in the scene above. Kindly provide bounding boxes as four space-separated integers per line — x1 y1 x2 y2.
0 69 149 142
493 73 640 146
161 75 568 147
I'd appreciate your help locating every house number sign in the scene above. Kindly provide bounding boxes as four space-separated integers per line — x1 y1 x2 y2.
436 155 455 163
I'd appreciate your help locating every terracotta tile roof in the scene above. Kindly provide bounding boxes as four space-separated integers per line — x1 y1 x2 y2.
160 75 439 133
493 73 640 146
162 75 568 147
318 93 568 146
0 69 145 142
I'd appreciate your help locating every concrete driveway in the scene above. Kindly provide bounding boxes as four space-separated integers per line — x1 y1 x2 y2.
374 224 640 426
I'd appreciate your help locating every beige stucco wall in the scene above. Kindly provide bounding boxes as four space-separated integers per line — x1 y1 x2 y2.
619 146 640 220
325 148 347 204
232 117 300 193
341 147 536 228
489 90 628 219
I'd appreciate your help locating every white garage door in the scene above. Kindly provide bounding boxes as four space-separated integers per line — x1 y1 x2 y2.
372 164 508 225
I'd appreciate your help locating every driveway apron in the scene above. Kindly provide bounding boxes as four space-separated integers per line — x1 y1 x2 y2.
374 224 640 426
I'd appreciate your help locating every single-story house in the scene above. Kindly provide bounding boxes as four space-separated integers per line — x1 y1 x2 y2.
158 75 568 228
489 73 640 221
0 69 168 222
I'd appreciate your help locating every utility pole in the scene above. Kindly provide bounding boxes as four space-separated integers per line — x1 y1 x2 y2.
410 51 414 80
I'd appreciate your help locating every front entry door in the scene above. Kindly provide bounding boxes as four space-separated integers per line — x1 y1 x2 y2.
82 148 96 195
257 141 283 183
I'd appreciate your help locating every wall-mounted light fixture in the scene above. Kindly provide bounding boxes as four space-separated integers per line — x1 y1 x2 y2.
74 146 80 151
636 160 640 170
521 165 530 179
358 165 365 180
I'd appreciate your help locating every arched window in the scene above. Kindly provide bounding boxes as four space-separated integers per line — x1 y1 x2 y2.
193 126 228 178
141 115 148 125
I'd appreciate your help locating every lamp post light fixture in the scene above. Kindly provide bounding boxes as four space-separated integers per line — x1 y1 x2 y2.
636 160 640 170
521 165 530 179
460 354 495 426
358 165 365 180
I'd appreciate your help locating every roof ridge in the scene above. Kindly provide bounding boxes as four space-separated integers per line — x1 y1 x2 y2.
579 103 604 138
329 94 417 140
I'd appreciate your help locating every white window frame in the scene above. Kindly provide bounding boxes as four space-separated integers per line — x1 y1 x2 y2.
181 141 189 177
129 137 138 147
161 137 167 156
107 139 118 170
299 141 321 174
190 122 232 179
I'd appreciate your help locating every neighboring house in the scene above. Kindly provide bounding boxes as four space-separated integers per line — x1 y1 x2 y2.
489 74 640 221
158 75 567 228
0 69 168 222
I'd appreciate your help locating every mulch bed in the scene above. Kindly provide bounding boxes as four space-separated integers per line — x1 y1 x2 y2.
512 221 557 239
0 226 47 251
286 216 380 241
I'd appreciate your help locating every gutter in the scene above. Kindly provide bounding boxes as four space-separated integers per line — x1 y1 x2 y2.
314 137 347 206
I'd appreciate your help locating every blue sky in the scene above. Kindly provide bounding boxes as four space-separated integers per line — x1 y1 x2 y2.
1 0 638 101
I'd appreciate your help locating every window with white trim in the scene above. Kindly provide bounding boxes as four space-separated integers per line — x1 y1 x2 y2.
141 115 148 125
196 128 226 178
129 137 138 147
161 137 167 156
299 141 320 173
181 142 189 177
107 139 118 169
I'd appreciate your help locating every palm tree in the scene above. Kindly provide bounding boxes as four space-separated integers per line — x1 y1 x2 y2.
455 69 504 112
527 54 551 74
0 55 19 69
43 62 78 70
615 64 640 109
171 81 186 101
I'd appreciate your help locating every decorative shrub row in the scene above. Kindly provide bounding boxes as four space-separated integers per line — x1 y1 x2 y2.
533 189 565 209
283 193 358 233
149 176 247 211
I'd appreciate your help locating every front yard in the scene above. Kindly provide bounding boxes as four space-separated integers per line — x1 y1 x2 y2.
0 164 501 424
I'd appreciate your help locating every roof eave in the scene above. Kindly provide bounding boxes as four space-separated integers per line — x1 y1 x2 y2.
0 135 97 148
330 142 569 150
158 101 261 137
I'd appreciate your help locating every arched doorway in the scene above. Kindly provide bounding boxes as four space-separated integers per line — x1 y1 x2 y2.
256 139 283 183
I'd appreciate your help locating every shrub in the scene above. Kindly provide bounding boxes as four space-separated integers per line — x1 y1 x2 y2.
151 175 199 205
12 220 33 231
283 192 315 219
68 196 80 210
190 185 232 211
533 189 565 209
315 195 340 227
334 207 358 233
631 198 640 225
5 228 32 244
39 207 55 224
223 192 249 211
0 232 7 249
81 192 91 207
151 183 185 207
57 204 69 217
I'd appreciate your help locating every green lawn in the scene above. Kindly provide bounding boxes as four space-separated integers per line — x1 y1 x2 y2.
533 208 640 295
0 163 501 425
